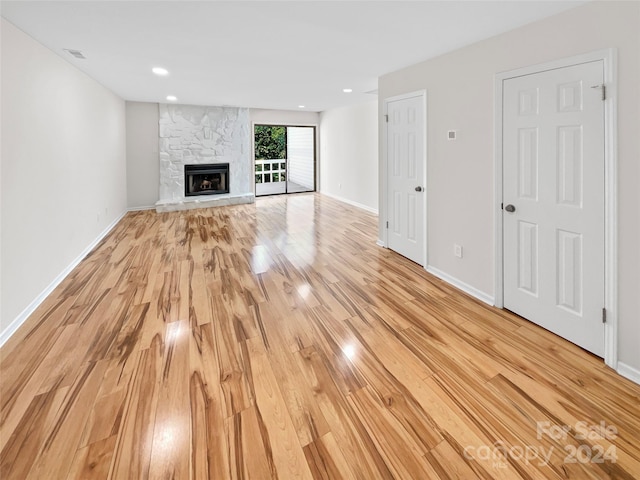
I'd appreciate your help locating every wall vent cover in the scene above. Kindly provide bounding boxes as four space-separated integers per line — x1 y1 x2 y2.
64 49 86 59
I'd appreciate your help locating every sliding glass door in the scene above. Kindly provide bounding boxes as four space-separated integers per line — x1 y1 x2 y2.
255 125 315 197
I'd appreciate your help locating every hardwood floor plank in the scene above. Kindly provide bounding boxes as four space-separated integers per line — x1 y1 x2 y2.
0 293 74 359
0 386 69 479
189 369 230 479
302 305 368 396
246 337 314 479
424 439 480 480
293 346 395 480
189 321 236 479
1 323 77 451
26 360 110 480
1 193 639 479
1 296 74 405
66 435 117 480
400 325 502 385
303 432 356 480
460 320 640 438
483 373 629 479
267 343 331 446
347 385 438 478
78 388 126 449
428 371 560 480
227 405 277 479
419 376 520 480
275 299 316 353
211 295 253 417
189 256 214 327
109 336 162 480
138 273 169 349
147 320 191 480
497 369 640 477
347 314 433 380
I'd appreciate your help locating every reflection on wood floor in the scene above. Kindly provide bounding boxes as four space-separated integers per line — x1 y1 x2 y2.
1 193 639 479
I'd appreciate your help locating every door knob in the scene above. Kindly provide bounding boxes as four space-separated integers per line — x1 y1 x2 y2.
505 204 516 213
415 186 423 192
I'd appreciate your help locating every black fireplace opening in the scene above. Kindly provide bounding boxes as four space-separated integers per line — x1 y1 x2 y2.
185 163 229 197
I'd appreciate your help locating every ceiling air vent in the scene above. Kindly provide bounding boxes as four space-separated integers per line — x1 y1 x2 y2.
64 49 86 59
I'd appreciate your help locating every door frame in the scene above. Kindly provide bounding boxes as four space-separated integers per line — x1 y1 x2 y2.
252 123 318 197
382 90 428 267
493 49 618 368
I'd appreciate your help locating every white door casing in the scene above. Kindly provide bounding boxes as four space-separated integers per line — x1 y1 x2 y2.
386 93 426 265
502 60 606 357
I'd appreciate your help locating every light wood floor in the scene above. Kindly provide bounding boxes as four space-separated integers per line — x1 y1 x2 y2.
1 193 639 479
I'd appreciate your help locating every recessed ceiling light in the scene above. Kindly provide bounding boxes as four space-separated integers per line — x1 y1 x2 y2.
166 95 177 102
343 88 353 93
298 105 305 109
152 67 169 76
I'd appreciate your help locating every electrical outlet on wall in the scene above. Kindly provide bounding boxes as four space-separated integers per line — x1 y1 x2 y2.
454 244 463 258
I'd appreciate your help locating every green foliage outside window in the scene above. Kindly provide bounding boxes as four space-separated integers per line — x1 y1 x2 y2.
255 125 286 160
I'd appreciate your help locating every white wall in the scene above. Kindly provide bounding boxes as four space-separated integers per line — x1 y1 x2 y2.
126 102 159 209
378 1 640 374
320 100 378 213
1 19 127 335
250 108 319 127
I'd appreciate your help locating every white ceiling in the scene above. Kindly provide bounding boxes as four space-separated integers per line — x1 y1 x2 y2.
1 1 585 112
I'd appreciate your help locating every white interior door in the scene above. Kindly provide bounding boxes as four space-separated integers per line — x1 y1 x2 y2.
387 94 425 265
503 61 605 356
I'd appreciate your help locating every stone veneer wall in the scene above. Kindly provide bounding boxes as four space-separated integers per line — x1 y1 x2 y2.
158 104 251 203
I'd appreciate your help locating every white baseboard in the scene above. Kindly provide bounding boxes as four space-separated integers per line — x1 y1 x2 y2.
128 205 156 212
0 210 128 347
376 239 385 247
320 191 379 215
617 362 640 385
426 265 495 306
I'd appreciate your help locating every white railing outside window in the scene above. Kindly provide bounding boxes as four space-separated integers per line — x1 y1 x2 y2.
255 159 286 184
255 159 287 195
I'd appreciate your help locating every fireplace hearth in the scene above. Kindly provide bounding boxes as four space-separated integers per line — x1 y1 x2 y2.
185 163 229 197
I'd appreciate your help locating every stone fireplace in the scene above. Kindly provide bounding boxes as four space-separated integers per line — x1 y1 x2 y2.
155 104 254 212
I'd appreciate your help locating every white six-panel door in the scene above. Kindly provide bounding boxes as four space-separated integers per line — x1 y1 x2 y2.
387 94 425 265
503 61 605 356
